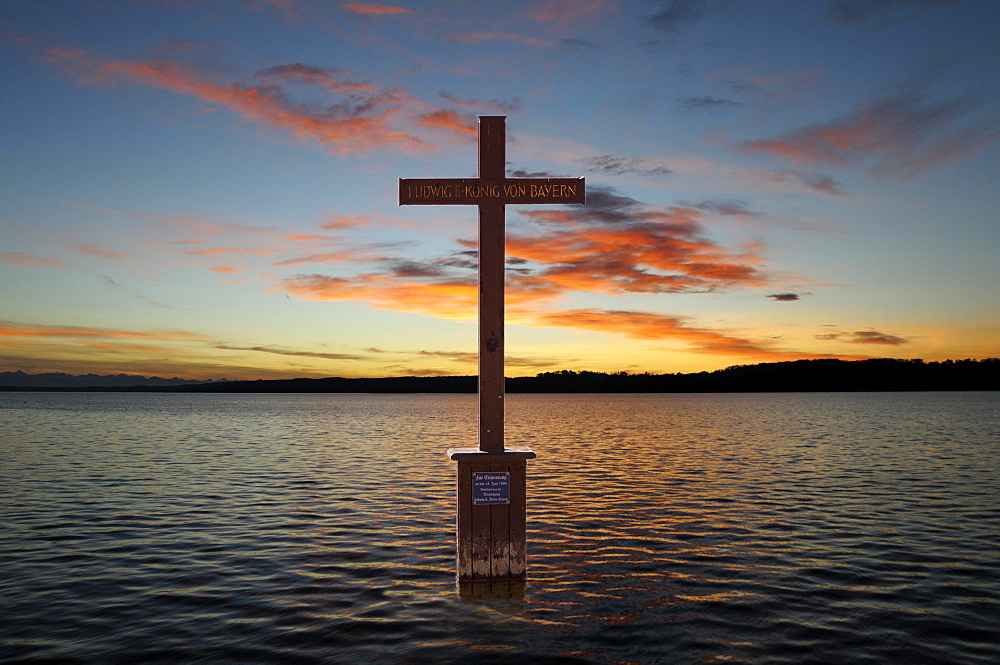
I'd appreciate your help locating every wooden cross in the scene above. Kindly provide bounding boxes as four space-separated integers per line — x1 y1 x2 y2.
399 116 585 452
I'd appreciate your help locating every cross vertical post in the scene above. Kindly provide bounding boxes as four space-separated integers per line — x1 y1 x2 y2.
477 116 505 453
399 115 585 583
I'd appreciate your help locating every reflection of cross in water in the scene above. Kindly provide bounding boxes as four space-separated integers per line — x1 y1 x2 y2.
399 116 585 452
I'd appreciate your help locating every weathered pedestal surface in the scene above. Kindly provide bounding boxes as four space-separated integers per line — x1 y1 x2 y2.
448 446 536 581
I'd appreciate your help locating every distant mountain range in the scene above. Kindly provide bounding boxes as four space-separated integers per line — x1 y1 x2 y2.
2 358 996 392
0 370 222 389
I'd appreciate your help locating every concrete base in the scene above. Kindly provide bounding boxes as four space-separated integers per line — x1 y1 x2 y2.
447 447 536 581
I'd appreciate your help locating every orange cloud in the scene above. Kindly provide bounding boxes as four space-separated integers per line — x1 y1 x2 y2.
529 308 866 361
410 349 563 370
506 196 768 294
0 252 72 269
279 187 775 351
285 234 331 242
279 269 812 361
342 2 412 15
209 264 242 274
0 320 205 341
418 109 477 137
284 273 479 319
279 267 862 364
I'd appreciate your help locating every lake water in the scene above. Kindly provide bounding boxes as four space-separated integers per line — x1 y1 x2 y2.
2 391 998 664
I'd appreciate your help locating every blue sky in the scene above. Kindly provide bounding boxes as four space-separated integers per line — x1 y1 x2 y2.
1 0 998 380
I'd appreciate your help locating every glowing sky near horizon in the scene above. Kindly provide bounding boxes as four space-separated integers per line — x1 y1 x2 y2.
1 0 998 380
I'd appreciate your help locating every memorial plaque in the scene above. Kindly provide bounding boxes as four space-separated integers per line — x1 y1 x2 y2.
473 471 510 505
399 178 585 206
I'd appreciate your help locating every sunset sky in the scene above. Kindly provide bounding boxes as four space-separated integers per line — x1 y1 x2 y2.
2 0 998 380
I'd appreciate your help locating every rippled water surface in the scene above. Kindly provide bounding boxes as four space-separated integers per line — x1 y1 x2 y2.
2 392 999 664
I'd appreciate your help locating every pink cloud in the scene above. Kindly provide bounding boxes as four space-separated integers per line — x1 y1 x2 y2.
44 48 441 156
41 45 507 157
72 243 127 259
0 252 72 269
322 215 376 230
742 90 1000 179
285 234 331 242
342 2 412 15
174 246 265 257
270 247 384 267
320 213 410 229
529 0 620 31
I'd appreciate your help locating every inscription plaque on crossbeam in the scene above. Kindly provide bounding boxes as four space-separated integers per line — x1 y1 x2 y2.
400 178 584 205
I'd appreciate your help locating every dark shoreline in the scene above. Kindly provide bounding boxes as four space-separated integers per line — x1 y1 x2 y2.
2 358 996 393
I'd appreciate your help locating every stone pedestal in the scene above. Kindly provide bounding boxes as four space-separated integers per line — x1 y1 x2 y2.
448 447 536 581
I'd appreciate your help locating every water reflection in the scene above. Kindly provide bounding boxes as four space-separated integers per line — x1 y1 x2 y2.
1 391 998 664
458 579 527 602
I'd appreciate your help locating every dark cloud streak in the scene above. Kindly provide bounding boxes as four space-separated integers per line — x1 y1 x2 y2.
685 199 761 216
216 345 366 360
647 0 728 33
437 91 522 113
582 155 672 177
678 95 745 111
816 330 910 345
825 0 962 27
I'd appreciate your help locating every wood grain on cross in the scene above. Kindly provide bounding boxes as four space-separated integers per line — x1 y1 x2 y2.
399 116 585 452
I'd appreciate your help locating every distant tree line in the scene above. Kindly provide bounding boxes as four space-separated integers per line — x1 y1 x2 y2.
509 358 998 393
3 358 996 392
